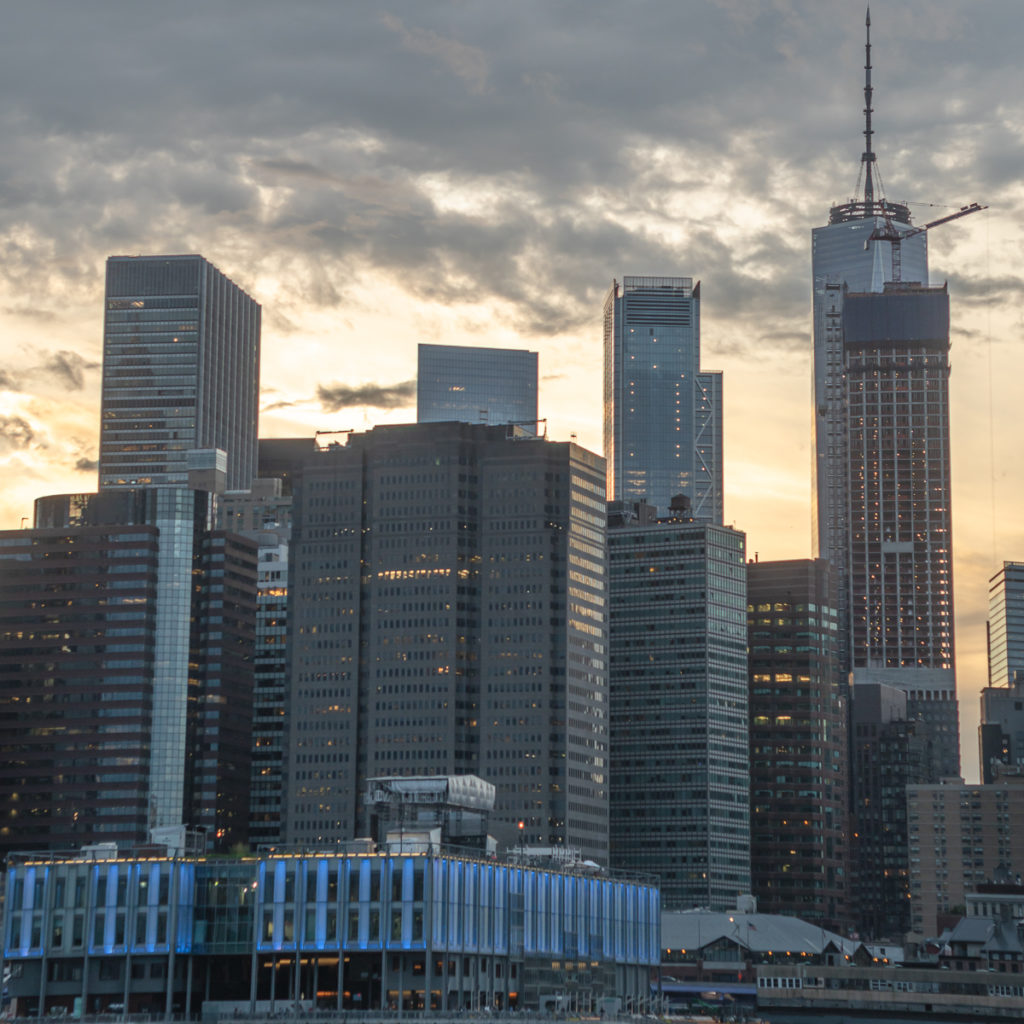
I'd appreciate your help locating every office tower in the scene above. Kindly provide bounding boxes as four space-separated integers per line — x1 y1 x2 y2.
843 283 959 779
100 255 261 492
987 562 1024 686
284 422 608 861
607 498 748 909
0 489 257 856
603 277 722 521
747 558 849 931
907 778 1024 937
849 683 928 938
417 343 539 429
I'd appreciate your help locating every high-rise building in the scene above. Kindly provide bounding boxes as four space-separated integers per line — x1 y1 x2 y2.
603 277 722 521
417 343 538 429
100 255 261 492
849 683 928 938
0 489 257 855
987 562 1024 687
607 499 748 909
747 558 849 931
842 283 959 779
284 422 609 861
812 19 927 639
218 444 306 847
812 17 959 782
979 676 1024 785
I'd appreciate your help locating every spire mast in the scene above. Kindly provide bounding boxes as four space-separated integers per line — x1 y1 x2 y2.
862 8 875 209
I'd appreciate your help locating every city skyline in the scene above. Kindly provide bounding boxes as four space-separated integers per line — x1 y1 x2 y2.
0 1 1021 777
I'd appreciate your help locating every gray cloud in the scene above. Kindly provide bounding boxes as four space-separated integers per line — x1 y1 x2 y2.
75 456 98 472
317 380 416 412
0 0 1013 363
0 416 36 453
39 351 99 391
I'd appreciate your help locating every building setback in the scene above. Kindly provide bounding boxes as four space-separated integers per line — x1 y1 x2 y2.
747 558 849 931
607 500 748 909
417 344 539 430
100 255 261 492
603 277 722 521
284 422 608 860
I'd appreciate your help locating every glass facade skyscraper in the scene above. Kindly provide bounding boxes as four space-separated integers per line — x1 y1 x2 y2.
100 255 261 492
417 343 538 429
987 561 1024 687
603 277 722 522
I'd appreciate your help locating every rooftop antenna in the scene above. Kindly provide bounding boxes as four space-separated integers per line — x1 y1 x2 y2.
862 8 875 209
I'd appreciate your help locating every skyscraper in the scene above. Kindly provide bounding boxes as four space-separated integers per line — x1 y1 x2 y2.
747 558 849 931
987 562 1024 687
0 489 257 855
843 283 959 778
979 563 1024 781
812 16 960 779
100 255 261 492
603 277 722 521
812 15 927 666
607 499 748 909
284 422 609 861
417 343 538 429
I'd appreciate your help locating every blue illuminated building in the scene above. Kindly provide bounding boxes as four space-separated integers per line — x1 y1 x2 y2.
603 277 722 522
2 847 659 1016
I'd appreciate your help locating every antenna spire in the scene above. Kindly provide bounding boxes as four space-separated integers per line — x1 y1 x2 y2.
862 8 876 209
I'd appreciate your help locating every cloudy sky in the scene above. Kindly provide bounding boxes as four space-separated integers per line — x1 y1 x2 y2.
1 0 1022 777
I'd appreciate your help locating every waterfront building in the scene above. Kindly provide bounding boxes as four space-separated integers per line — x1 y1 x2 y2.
607 499 748 909
284 422 608 861
100 255 261 492
603 277 722 521
417 343 538 430
1 845 659 1016
747 558 849 931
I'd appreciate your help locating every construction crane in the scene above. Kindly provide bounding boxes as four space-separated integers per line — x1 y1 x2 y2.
867 202 987 283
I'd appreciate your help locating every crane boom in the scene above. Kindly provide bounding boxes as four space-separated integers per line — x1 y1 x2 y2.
868 202 987 282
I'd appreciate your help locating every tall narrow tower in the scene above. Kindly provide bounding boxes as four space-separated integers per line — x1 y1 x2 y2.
603 276 722 521
812 11 928 657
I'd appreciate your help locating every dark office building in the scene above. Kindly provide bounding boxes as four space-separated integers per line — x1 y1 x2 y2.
607 499 748 909
284 422 609 861
100 255 261 492
849 683 928 939
747 558 849 931
0 490 257 856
